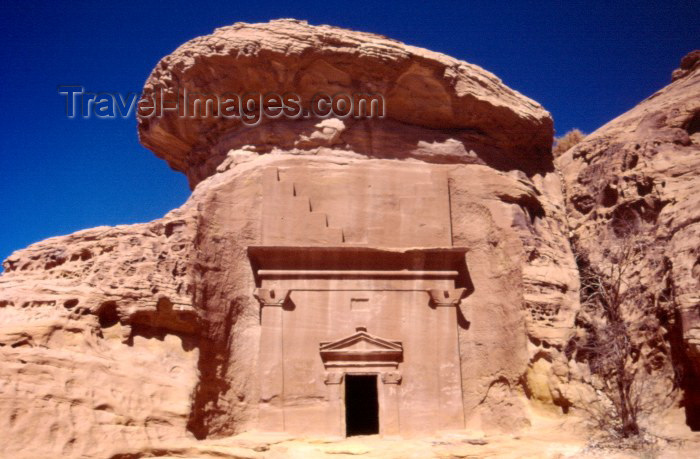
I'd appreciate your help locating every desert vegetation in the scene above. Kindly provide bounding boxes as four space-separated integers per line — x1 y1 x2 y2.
567 222 677 444
553 128 586 157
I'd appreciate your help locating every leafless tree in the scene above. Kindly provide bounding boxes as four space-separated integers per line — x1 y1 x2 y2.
569 225 660 439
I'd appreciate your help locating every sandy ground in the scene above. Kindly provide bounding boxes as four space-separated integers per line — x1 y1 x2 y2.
107 414 700 459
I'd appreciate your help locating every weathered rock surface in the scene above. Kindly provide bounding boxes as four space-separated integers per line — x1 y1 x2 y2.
0 148 579 457
0 218 200 457
556 50 700 427
138 19 553 187
672 50 700 81
4 19 697 459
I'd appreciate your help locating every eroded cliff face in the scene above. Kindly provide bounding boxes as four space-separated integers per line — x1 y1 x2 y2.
0 218 200 457
556 51 700 429
0 19 585 458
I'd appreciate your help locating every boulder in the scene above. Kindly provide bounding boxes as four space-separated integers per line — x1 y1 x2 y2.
137 19 554 187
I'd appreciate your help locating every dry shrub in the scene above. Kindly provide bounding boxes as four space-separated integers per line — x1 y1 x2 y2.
568 220 673 441
553 128 586 157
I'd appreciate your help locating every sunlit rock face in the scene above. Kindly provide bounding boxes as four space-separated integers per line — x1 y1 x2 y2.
0 19 585 457
137 19 554 188
556 51 700 428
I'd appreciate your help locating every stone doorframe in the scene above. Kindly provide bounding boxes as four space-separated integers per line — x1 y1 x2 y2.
320 327 403 437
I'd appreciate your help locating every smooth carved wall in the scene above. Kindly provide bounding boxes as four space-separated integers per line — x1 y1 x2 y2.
261 164 452 247
254 161 468 436
252 257 467 436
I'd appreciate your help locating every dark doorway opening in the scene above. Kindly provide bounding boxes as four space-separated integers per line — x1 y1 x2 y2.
345 374 379 436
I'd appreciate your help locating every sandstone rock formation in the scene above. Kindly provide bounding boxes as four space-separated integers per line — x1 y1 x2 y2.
0 19 696 459
556 50 700 429
137 19 553 187
0 219 200 457
672 50 700 81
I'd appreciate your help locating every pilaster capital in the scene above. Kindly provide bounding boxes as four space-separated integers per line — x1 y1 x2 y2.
253 288 290 307
324 372 344 385
427 288 467 307
381 371 402 384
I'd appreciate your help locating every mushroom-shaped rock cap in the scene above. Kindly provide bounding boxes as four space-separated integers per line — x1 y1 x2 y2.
138 19 553 187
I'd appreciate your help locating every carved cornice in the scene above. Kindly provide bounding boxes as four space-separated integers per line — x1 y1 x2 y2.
427 288 467 307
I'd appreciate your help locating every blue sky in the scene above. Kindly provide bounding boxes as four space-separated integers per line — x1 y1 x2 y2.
1 1 698 267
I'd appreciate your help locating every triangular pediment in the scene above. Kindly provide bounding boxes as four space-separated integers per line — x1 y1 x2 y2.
320 331 402 353
320 329 403 368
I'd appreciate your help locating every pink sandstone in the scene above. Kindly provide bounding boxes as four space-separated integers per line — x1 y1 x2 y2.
0 19 698 458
